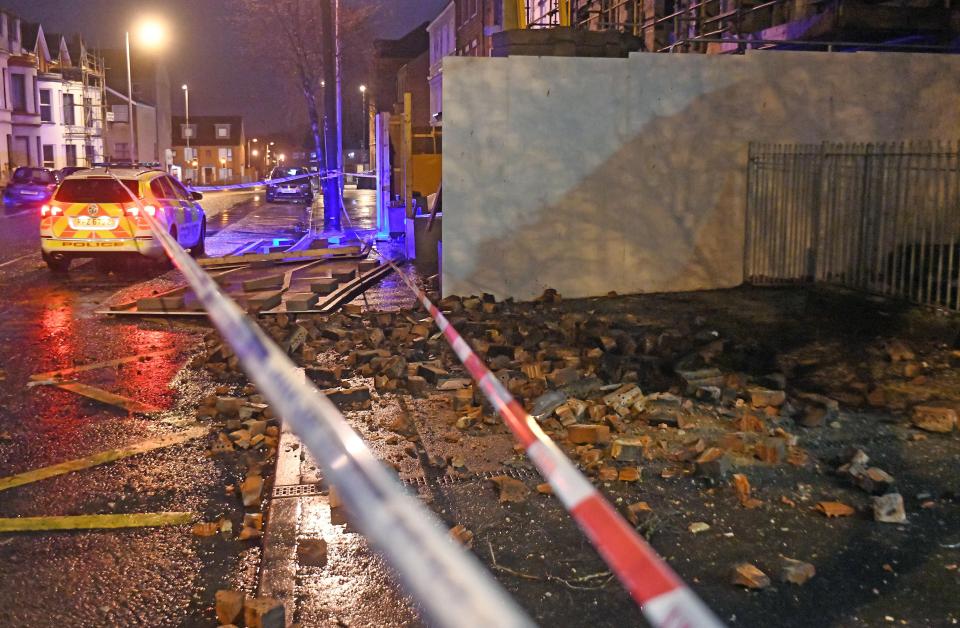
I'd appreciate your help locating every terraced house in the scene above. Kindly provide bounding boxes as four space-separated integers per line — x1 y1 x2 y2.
0 10 105 182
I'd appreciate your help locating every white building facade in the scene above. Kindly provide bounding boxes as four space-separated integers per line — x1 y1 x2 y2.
426 1 456 126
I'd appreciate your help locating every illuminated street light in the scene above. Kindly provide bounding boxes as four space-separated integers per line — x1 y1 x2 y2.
278 153 286 162
251 149 259 157
135 17 168 50
125 17 169 161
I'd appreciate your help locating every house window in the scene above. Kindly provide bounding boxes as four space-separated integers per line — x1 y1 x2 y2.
83 97 92 127
85 144 95 165
63 93 75 125
218 147 233 161
42 144 54 169
215 124 231 139
114 142 129 160
181 124 196 140
65 144 77 167
10 73 25 112
39 89 53 122
111 104 128 122
11 18 18 44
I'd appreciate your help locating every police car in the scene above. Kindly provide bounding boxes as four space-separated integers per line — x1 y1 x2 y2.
40 165 206 272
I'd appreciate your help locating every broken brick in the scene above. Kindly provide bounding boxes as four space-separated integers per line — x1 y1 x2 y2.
449 524 474 549
731 563 771 589
695 447 732 478
243 597 285 628
597 466 619 482
297 538 328 567
490 476 529 503
748 387 786 408
611 437 648 462
566 423 611 445
732 473 762 509
755 437 786 464
816 501 855 518
780 558 816 585
216 590 245 625
911 405 957 433
241 475 264 507
625 501 652 525
618 467 641 482
873 493 907 524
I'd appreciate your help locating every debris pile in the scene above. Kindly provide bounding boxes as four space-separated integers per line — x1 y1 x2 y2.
192 287 957 602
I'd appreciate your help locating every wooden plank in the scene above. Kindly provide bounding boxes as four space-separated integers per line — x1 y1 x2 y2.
0 512 193 532
198 245 362 268
0 426 208 492
55 382 160 414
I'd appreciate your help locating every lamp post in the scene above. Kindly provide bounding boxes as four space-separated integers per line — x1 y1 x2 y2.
182 84 190 177
126 17 167 162
359 84 367 152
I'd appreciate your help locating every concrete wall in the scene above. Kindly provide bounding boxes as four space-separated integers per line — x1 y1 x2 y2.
441 51 960 300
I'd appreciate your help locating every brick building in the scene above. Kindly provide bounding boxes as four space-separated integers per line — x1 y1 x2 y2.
171 115 246 185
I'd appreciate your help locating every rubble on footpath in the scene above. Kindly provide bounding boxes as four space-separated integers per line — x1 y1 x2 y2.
190 287 959 609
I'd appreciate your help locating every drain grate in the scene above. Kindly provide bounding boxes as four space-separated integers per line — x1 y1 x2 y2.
402 466 539 488
269 468 541 499
272 483 324 499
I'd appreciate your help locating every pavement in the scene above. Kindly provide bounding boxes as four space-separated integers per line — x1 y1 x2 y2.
0 190 310 626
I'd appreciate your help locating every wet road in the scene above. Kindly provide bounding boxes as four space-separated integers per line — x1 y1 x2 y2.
0 190 306 626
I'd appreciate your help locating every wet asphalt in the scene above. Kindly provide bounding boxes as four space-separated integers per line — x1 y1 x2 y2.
0 191 304 626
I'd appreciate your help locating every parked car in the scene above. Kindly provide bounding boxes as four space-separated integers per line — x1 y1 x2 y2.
3 167 58 211
57 166 89 181
40 166 207 272
265 166 314 204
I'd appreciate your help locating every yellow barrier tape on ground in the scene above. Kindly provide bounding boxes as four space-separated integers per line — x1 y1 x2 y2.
0 512 192 532
0 426 208 492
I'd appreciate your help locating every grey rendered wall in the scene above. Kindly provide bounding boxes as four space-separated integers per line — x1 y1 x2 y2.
441 51 960 300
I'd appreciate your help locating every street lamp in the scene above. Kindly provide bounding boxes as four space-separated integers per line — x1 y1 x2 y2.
181 84 190 176
359 84 367 152
278 153 286 164
126 17 168 161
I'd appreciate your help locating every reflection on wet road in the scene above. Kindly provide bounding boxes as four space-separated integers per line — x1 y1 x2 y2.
0 190 299 626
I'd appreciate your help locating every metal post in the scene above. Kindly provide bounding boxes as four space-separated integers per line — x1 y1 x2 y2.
183 85 190 177
125 31 136 162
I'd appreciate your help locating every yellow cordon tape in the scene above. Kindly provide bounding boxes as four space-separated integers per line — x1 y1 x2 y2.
112 174 534 628
0 512 192 533
0 426 208 493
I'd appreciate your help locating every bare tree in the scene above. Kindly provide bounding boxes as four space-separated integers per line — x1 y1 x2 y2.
235 0 373 230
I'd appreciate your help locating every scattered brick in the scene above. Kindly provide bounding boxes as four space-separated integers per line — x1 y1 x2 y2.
780 558 816 585
873 493 907 524
731 563 771 589
911 405 957 433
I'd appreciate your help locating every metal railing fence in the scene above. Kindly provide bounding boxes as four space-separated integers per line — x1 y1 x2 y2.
745 140 960 311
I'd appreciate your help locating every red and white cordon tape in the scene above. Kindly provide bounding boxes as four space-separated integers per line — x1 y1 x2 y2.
388 262 724 628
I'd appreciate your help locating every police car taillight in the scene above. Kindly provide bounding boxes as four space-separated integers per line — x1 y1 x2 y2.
125 205 156 217
41 205 61 217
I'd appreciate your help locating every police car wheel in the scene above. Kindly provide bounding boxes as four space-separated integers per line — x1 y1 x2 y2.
43 252 71 273
190 219 206 258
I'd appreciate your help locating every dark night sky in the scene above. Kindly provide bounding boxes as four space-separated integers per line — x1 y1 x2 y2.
10 0 448 135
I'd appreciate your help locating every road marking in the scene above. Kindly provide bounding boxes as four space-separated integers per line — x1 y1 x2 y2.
0 426 208 492
0 208 34 219
0 512 193 532
29 348 179 382
54 382 160 414
0 253 33 269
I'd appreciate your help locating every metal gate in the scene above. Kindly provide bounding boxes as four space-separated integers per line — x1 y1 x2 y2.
745 140 960 311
